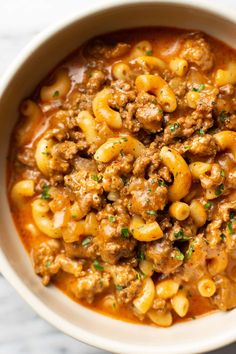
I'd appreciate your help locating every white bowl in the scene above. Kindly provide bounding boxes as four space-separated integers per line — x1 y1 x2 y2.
0 1 235 353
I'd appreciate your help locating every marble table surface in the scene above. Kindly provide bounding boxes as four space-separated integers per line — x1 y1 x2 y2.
0 1 236 353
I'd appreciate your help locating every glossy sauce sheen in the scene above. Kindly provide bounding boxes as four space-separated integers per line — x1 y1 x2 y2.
8 27 236 326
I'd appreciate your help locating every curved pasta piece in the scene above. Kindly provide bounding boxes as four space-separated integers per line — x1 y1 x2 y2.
169 58 188 77
92 88 122 129
35 137 54 176
189 162 212 179
135 74 177 112
133 277 155 314
129 40 152 59
214 131 236 161
130 215 163 242
160 146 192 201
133 56 167 71
40 68 71 102
32 199 61 238
215 62 236 87
17 100 43 146
77 111 97 144
11 180 35 208
147 309 172 327
112 62 131 80
94 136 144 163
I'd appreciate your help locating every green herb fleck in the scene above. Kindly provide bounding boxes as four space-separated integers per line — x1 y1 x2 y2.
82 237 92 247
192 84 205 92
121 227 129 238
175 250 184 261
219 110 226 122
120 150 125 157
215 183 224 196
174 229 191 241
109 215 116 223
220 233 226 241
41 185 51 200
186 242 195 259
72 214 77 219
93 259 104 271
199 128 205 135
184 145 191 151
170 122 180 132
52 90 60 97
204 201 213 209
191 316 196 320
146 50 153 56
91 174 102 182
220 170 225 177
230 211 235 220
158 180 166 187
137 250 145 261
45 261 52 268
116 285 125 291
147 210 157 216
228 222 233 234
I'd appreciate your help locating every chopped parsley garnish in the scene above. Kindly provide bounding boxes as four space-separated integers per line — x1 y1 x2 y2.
91 174 102 182
45 261 52 268
174 229 191 241
82 237 92 247
215 183 224 196
220 170 225 177
220 233 226 241
219 110 226 122
147 210 157 216
52 90 60 97
41 185 51 200
146 50 153 56
109 215 116 223
93 259 104 271
199 128 205 135
186 242 195 259
158 180 166 187
136 270 144 281
120 150 125 157
170 122 180 132
184 145 191 151
72 214 77 219
228 222 233 234
116 285 125 291
230 211 235 220
192 84 205 92
121 227 129 238
137 250 145 261
204 201 213 209
175 251 184 261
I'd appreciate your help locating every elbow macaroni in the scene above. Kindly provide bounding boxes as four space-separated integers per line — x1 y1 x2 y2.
40 68 71 102
160 146 192 201
94 136 144 163
92 88 122 129
130 215 163 242
135 74 177 112
35 137 54 176
77 111 98 144
169 58 188 77
169 201 190 221
214 131 236 161
11 180 35 208
133 277 155 314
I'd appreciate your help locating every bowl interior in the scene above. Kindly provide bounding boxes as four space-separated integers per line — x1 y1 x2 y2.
0 2 235 354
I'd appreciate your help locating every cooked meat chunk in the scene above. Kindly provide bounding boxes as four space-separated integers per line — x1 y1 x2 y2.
180 33 214 71
72 271 110 303
183 134 218 156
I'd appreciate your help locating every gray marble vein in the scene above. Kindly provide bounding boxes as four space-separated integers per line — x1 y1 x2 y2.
0 0 236 353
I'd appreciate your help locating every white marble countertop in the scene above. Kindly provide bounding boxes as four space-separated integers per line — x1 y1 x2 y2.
0 1 236 353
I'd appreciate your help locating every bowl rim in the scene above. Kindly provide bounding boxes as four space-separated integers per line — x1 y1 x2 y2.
0 1 236 353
